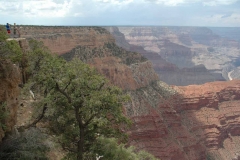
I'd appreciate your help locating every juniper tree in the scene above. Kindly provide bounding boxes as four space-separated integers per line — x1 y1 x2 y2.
26 41 130 160
26 40 159 160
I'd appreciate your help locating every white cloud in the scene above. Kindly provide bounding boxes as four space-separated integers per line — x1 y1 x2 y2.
68 0 135 17
202 0 239 6
197 13 240 26
94 0 133 5
0 0 239 26
0 0 238 18
0 0 73 17
73 12 83 17
145 0 185 6
0 0 135 18
144 0 238 6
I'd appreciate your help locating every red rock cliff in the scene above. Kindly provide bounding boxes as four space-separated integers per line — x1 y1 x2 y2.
20 26 115 55
128 80 240 160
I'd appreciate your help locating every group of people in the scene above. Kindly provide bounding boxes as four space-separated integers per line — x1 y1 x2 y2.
5 23 19 38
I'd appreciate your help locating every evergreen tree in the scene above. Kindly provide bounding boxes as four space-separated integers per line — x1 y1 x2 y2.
27 40 130 160
24 39 159 160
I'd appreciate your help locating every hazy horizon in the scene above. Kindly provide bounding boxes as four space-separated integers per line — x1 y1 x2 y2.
1 24 240 28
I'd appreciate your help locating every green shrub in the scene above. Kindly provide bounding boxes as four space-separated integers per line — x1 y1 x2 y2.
89 136 159 160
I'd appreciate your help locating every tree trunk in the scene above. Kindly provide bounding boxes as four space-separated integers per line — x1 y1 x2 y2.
75 105 85 160
22 104 47 129
77 126 84 160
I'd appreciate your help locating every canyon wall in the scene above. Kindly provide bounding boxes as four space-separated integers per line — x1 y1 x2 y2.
127 80 240 160
105 27 221 86
0 59 20 142
118 26 240 84
19 26 240 160
21 26 115 55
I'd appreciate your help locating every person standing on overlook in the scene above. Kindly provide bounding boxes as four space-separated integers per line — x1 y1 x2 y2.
6 23 10 34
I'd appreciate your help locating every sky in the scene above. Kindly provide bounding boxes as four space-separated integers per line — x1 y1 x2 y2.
0 0 240 27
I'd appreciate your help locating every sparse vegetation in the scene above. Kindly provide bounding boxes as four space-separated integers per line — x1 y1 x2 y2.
62 42 147 66
105 42 147 65
91 27 109 34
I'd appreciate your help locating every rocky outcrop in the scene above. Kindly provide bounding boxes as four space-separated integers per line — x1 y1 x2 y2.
0 60 20 142
20 26 115 55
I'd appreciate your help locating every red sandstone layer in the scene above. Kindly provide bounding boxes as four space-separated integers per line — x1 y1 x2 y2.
20 26 115 55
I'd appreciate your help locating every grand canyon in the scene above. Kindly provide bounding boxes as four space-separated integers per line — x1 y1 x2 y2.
1 25 240 160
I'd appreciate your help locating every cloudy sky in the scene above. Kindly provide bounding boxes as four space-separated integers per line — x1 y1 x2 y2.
0 0 240 26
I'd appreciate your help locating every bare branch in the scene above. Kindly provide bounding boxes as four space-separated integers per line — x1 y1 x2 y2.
19 104 47 130
63 80 72 92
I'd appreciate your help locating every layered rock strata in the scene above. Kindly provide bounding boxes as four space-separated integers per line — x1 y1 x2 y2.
105 27 221 86
128 80 240 160
118 26 240 83
20 26 115 55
